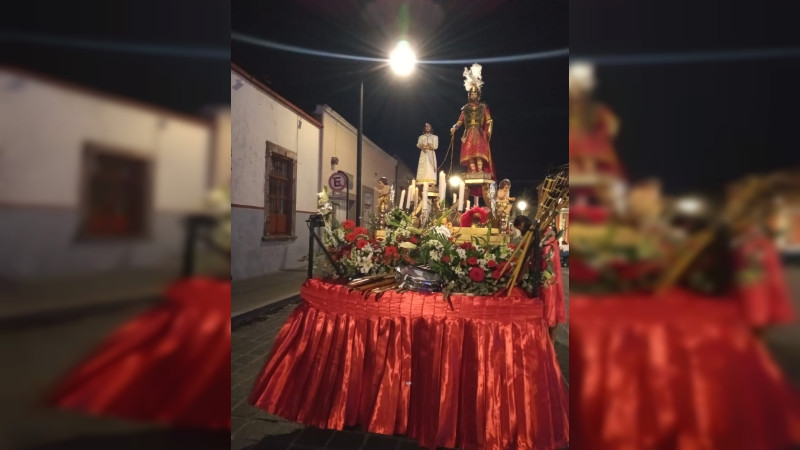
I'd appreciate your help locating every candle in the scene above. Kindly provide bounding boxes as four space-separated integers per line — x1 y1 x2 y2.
422 182 429 213
438 171 446 201
474 195 480 207
458 181 465 211
466 200 471 210
406 182 413 209
453 193 457 205
399 189 406 210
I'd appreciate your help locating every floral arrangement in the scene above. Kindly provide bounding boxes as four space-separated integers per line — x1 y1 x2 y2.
314 190 558 297
460 206 490 228
568 223 667 294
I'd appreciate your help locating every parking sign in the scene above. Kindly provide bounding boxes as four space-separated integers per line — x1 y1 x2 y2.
328 171 348 192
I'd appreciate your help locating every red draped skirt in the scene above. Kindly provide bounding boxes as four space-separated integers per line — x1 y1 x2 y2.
46 278 231 430
249 279 569 450
571 290 800 449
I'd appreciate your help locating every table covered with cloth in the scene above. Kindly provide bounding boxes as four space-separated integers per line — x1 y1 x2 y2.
249 279 569 450
570 289 800 450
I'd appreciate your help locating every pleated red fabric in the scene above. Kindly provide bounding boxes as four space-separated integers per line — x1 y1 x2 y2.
541 239 567 327
572 290 800 450
46 278 231 430
733 231 795 328
249 279 569 450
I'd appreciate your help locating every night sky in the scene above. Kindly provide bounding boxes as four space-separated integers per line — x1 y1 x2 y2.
232 0 568 196
0 1 231 115
571 0 800 195
3 1 797 199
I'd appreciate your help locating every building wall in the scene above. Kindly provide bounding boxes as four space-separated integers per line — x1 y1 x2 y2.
0 68 212 278
230 68 321 280
316 105 397 222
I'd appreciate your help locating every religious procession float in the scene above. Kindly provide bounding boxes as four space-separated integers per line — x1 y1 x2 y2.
566 62 800 450
249 64 569 450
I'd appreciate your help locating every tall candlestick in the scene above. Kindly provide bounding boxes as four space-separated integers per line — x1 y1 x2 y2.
458 181 465 211
453 193 457 205
399 189 406 210
438 171 446 201
406 184 412 209
422 182 429 213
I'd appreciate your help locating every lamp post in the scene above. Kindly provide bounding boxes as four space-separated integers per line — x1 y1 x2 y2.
355 40 416 226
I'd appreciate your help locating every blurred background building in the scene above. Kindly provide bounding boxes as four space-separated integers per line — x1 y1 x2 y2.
0 66 230 281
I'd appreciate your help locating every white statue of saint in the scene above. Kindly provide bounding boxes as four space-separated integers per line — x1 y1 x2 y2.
415 123 438 185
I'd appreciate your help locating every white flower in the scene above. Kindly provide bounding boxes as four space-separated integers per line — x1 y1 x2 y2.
434 225 451 238
456 248 467 259
429 250 441 262
455 266 464 276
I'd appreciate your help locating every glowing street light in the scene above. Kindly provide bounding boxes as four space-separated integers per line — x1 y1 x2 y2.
389 40 416 76
517 200 528 214
356 40 416 226
449 175 462 187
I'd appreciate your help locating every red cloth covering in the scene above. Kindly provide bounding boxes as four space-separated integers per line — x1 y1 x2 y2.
733 230 795 328
571 290 800 450
249 279 569 450
46 278 231 430
540 238 567 327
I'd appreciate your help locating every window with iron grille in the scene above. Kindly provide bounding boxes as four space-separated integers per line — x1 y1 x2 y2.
78 144 151 239
264 142 297 238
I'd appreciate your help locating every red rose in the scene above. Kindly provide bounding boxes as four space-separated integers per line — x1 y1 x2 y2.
441 255 451 263
468 257 478 266
396 236 404 242
346 232 359 242
356 239 368 249
410 236 419 244
487 260 497 268
342 220 355 230
508 244 516 250
355 227 368 236
460 242 472 249
384 246 398 257
492 269 503 279
469 267 485 282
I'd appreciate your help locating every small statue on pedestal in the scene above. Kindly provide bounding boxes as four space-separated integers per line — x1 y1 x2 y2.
496 179 515 232
376 177 391 228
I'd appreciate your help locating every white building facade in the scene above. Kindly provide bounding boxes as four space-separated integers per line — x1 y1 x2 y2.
231 65 323 280
0 66 217 279
316 105 399 224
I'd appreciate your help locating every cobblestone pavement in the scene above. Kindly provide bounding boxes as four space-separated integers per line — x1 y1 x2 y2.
231 270 570 450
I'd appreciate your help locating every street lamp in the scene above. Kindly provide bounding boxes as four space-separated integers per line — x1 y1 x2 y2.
355 40 416 226
389 40 416 77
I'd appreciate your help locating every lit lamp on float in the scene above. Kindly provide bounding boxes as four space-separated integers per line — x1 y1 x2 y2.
516 200 528 217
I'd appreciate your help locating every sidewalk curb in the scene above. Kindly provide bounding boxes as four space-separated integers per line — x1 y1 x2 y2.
232 294 301 331
0 295 162 330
